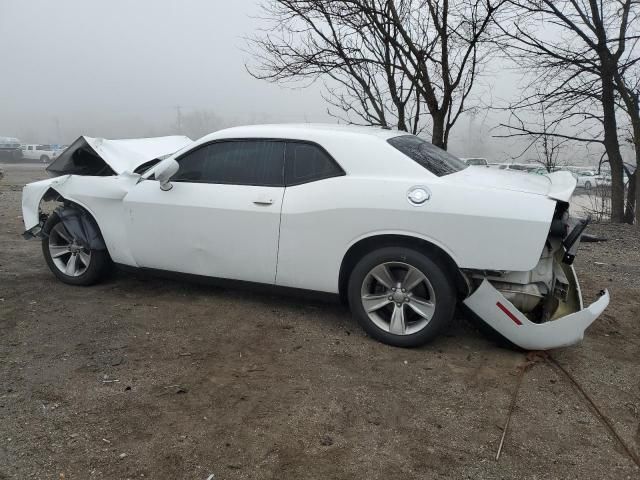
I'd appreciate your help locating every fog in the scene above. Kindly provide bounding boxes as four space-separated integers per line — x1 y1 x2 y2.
0 0 612 164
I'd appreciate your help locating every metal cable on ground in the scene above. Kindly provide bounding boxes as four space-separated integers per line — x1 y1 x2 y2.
496 352 546 461
547 354 640 468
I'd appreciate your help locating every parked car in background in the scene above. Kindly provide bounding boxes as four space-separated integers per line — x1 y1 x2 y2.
551 166 604 190
21 144 60 163
521 165 548 175
597 172 612 187
462 157 488 166
0 136 23 161
598 170 630 188
21 124 608 351
573 170 601 190
496 163 546 175
498 163 527 171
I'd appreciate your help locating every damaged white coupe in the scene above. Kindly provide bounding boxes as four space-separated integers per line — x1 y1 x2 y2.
21 124 609 350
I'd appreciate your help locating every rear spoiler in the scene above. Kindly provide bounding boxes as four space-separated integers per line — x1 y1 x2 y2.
546 171 577 202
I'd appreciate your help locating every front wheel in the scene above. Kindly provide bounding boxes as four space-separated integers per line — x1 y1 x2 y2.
42 213 111 286
347 247 456 348
40 155 50 163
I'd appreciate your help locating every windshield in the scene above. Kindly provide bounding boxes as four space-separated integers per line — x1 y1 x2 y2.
387 135 467 177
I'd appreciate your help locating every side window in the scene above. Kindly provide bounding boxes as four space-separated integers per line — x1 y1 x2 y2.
285 142 344 186
171 144 209 182
172 140 285 186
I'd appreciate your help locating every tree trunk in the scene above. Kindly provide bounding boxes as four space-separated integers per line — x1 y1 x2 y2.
396 106 408 132
431 111 447 149
624 122 640 224
627 99 640 225
635 169 640 225
625 170 636 223
599 64 625 222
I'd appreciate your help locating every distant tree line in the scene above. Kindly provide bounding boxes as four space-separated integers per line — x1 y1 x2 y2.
248 0 640 224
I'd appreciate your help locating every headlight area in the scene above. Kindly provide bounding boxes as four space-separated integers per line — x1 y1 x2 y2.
461 201 609 350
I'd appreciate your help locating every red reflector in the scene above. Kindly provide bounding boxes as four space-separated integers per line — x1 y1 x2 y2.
496 302 522 326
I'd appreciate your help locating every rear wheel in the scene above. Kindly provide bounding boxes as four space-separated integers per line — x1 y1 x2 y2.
42 213 110 285
347 247 456 347
584 181 592 190
40 155 50 163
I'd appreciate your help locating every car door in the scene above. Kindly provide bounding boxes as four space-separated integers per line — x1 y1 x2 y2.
122 139 286 284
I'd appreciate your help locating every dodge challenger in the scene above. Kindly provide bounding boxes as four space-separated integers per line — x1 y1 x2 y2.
21 124 609 349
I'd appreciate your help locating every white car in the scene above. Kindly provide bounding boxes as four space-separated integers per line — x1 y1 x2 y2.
461 157 488 166
21 144 59 163
21 125 609 350
562 167 604 190
573 170 602 190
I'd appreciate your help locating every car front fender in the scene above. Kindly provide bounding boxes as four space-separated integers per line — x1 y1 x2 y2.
22 175 71 232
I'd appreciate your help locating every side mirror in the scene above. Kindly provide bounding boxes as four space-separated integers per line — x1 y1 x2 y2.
155 159 179 191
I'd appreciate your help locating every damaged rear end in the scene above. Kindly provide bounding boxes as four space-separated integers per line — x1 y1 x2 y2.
462 175 609 350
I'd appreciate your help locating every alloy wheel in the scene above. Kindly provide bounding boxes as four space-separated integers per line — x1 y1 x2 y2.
48 223 91 277
360 261 436 335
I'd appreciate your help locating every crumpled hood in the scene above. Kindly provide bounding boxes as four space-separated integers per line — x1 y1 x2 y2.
47 135 193 175
446 167 576 202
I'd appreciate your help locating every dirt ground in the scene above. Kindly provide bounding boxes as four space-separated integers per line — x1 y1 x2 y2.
1 164 639 480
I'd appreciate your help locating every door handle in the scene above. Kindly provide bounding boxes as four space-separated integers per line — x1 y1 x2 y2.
253 198 274 206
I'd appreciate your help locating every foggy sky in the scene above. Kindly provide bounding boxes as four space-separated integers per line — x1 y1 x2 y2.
0 0 610 164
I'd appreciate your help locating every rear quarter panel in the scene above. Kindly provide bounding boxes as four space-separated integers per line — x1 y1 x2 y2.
276 176 556 293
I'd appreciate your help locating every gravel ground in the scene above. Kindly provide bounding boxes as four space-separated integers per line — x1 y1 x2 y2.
0 165 638 479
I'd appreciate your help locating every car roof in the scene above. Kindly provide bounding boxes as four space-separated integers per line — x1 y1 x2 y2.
155 123 434 180
200 123 405 143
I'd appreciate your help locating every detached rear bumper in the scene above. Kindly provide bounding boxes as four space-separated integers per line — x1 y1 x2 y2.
463 274 609 350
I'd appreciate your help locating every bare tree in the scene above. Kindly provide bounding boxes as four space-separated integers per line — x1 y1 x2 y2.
498 102 570 172
612 43 640 224
247 0 505 149
494 0 640 223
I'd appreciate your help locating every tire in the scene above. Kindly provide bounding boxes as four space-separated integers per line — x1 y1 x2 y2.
584 181 592 190
40 155 50 163
41 213 111 286
347 247 456 348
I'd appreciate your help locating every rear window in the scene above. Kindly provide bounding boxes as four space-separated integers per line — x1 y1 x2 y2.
387 135 467 176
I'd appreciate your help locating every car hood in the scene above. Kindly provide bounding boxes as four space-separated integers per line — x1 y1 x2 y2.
47 135 193 176
446 167 576 202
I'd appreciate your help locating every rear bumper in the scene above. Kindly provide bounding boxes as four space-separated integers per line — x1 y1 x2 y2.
463 275 609 350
